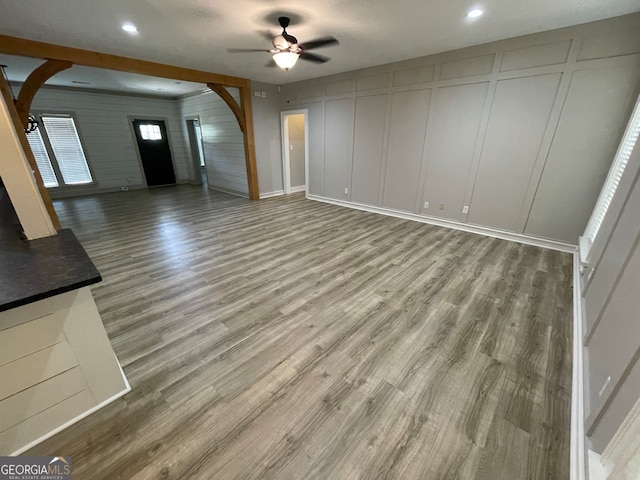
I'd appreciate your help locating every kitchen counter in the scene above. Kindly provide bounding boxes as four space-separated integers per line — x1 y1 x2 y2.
0 228 101 312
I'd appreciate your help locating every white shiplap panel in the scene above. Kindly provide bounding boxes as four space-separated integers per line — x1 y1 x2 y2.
0 390 94 455
179 89 248 194
31 88 191 193
0 367 87 432
0 314 64 367
0 342 78 401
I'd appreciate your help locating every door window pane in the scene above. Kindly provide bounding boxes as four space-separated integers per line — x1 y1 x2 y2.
139 124 162 140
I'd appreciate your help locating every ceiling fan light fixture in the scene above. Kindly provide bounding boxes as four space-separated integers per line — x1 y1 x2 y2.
273 51 299 70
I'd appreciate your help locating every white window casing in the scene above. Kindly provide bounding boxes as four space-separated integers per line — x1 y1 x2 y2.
581 94 640 266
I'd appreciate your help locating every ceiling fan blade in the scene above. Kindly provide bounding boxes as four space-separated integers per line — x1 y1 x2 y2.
283 33 298 45
227 48 272 54
300 52 330 64
299 37 339 50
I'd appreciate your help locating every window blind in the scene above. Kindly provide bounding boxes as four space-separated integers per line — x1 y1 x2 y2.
582 95 640 253
26 127 59 188
41 115 93 185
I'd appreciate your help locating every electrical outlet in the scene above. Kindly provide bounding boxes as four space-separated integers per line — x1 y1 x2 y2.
462 205 469 214
439 203 445 210
344 187 349 195
261 91 267 98
424 201 429 209
599 376 611 397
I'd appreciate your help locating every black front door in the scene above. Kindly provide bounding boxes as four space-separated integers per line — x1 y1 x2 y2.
133 119 176 187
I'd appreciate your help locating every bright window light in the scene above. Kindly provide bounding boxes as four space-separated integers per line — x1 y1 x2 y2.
139 124 162 141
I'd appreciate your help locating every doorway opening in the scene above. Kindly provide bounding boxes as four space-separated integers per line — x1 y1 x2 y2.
131 118 177 187
185 118 207 187
280 110 308 194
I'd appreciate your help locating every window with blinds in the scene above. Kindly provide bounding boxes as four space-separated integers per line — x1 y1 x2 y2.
26 127 59 188
41 115 93 185
582 94 640 257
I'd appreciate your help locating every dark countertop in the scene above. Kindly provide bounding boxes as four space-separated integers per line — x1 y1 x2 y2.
0 228 102 313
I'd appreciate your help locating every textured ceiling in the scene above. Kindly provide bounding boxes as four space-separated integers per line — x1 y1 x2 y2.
0 0 638 95
0 54 205 97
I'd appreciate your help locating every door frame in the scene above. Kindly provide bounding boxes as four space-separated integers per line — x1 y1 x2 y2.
128 115 178 187
184 115 206 185
280 109 309 195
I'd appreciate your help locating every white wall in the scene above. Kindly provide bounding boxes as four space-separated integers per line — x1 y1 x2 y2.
27 82 283 200
280 13 640 245
252 82 284 196
178 88 247 196
30 87 191 198
177 81 283 197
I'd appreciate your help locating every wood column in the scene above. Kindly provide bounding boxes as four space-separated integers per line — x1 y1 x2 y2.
0 73 60 231
208 83 260 200
239 85 259 200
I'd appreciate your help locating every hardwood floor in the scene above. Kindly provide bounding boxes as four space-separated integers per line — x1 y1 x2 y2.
31 185 573 479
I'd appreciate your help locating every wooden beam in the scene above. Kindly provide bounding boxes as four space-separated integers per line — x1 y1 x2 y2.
207 83 246 133
16 59 72 128
0 35 249 89
208 83 259 200
239 85 260 200
0 73 61 230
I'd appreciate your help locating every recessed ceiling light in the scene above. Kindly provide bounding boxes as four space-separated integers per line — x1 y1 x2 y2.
467 8 484 18
121 23 138 34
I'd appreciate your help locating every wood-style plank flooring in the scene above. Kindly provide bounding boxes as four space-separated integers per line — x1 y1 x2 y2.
31 186 573 479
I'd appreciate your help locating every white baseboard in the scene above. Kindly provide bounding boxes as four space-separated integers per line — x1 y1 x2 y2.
306 194 577 253
588 450 606 480
572 251 588 480
260 190 285 199
289 185 306 193
49 184 146 199
10 359 131 456
207 186 249 199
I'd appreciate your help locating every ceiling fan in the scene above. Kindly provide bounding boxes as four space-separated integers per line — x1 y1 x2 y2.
228 16 339 71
